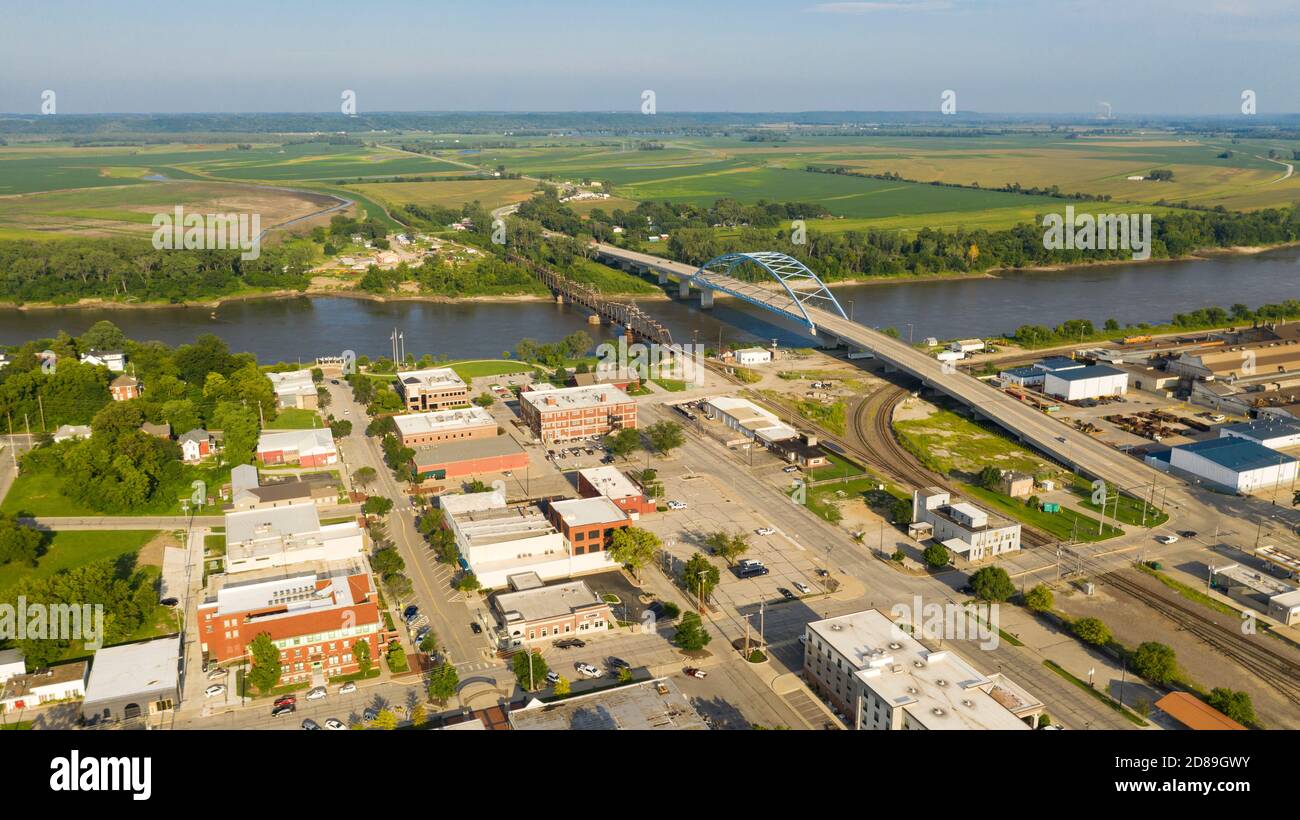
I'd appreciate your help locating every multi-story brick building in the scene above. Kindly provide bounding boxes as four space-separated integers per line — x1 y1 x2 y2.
576 466 655 516
546 496 632 557
518 383 636 443
395 367 470 412
110 374 141 401
490 576 612 648
198 570 393 684
392 406 497 448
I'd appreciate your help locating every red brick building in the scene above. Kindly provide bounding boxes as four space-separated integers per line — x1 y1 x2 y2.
198 571 394 684
519 384 637 444
110 374 140 402
411 434 530 481
576 466 655 516
545 496 631 556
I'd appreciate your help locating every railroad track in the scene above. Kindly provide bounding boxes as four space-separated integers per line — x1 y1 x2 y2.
1100 569 1300 706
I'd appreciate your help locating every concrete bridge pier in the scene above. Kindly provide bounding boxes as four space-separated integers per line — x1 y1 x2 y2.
658 270 669 285
679 279 691 298
700 289 714 309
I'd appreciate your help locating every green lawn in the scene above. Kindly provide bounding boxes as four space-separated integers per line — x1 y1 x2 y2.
805 451 868 482
1 463 231 517
0 530 159 598
652 378 688 392
447 359 531 381
962 484 1121 542
1070 476 1168 526
266 408 322 429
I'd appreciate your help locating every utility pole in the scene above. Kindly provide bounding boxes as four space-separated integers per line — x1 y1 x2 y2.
36 394 45 433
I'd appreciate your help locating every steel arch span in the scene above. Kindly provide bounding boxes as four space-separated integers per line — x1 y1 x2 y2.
693 251 848 334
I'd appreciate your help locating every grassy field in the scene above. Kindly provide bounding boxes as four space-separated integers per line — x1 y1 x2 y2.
346 178 539 213
265 408 323 429
894 405 1056 479
0 530 159 597
1 463 231 517
447 359 532 380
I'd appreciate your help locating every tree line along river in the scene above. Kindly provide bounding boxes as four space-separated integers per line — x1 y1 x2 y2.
1 246 1298 362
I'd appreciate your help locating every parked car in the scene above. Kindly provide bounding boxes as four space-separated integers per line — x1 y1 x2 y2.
415 626 431 643
160 597 179 608
402 605 420 622
553 638 585 649
206 667 228 681
274 695 297 707
576 663 603 678
301 718 321 731
737 564 770 578
306 686 327 701
363 707 378 722
1177 530 1198 538
777 587 796 600
338 682 357 695
815 568 830 578
798 634 807 646
271 703 296 717
607 656 630 671
755 527 775 536
469 622 483 635
545 671 560 685
793 582 811 595
324 718 346 731
1155 534 1179 544
683 667 707 679
204 684 226 698
667 500 687 510
782 465 799 473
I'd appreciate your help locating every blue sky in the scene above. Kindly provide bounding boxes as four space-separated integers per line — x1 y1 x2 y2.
2 0 1298 114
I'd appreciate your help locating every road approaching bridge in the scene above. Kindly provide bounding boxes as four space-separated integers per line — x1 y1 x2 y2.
590 241 1162 489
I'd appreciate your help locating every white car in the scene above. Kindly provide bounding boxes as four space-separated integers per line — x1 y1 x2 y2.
576 663 603 679
338 682 358 695
306 686 327 701
755 527 776 536
324 718 347 731
782 465 799 473
793 582 811 594
1155 534 1179 544
203 684 226 699
667 501 687 510
206 667 227 681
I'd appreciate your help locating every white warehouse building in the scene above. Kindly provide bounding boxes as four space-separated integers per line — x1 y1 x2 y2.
1219 418 1300 450
1043 364 1128 401
1168 437 1298 494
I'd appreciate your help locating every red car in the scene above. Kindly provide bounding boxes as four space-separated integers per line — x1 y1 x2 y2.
683 667 707 679
274 695 297 707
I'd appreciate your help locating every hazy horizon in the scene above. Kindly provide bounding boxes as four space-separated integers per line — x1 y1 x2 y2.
3 0 1298 116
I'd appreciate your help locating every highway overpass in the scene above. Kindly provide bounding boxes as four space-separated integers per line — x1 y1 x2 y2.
591 242 1164 491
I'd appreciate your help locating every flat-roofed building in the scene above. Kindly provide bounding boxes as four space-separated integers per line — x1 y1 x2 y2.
804 610 1036 730
509 677 708 730
224 501 365 574
519 383 637 443
395 367 470 412
1219 417 1300 450
704 396 798 444
267 369 318 409
81 636 181 725
576 466 655 515
912 487 1021 560
1170 341 1300 381
547 496 632 557
256 428 338 468
198 570 392 684
393 406 497 447
441 491 619 588
1168 436 1298 493
1043 364 1129 401
0 661 87 713
411 434 529 481
229 469 342 510
491 579 611 648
